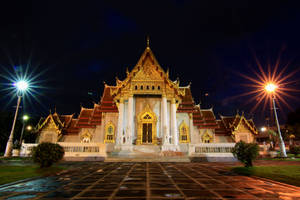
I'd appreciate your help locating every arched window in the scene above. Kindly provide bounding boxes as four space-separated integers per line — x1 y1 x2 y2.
152 86 155 90
104 122 115 143
179 121 190 143
158 86 160 90
135 85 138 90
146 85 149 90
140 85 143 90
202 131 213 143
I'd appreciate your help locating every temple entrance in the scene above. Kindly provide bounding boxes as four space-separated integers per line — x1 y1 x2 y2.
137 104 157 145
142 123 152 143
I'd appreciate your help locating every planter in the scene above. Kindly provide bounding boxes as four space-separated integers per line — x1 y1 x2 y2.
269 151 278 158
12 149 20 157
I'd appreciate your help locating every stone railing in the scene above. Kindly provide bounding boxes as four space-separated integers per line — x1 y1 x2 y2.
20 142 107 158
189 143 236 156
20 143 38 157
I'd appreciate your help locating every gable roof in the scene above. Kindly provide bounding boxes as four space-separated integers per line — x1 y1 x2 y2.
216 113 258 135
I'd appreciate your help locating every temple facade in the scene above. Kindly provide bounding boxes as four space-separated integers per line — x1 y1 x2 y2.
36 42 258 156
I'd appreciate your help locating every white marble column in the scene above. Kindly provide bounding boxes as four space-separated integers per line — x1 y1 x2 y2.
117 98 124 145
126 95 134 145
171 98 178 145
162 95 169 145
189 113 194 144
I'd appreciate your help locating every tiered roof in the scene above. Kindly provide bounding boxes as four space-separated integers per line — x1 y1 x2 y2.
37 85 118 135
215 113 258 136
177 86 194 113
192 106 219 129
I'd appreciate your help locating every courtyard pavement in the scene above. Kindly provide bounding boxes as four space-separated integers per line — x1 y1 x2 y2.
0 162 300 200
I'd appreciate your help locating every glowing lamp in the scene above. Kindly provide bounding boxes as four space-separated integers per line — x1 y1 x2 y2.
260 127 266 132
26 125 32 131
265 83 277 93
23 115 29 121
14 80 29 91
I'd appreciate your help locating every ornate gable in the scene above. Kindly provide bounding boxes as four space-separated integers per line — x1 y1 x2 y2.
111 43 184 100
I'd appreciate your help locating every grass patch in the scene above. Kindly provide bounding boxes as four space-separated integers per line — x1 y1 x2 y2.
0 165 65 185
232 165 300 187
0 156 32 161
259 157 300 161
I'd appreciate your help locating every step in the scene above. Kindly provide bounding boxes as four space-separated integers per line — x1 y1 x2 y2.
104 156 191 162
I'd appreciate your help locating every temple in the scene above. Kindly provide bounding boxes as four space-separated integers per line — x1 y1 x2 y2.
35 41 258 159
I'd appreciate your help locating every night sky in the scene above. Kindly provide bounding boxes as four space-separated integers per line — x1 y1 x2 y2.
0 0 299 126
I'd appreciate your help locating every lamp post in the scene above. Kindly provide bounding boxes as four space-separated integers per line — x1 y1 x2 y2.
4 80 29 157
19 115 29 145
265 83 287 157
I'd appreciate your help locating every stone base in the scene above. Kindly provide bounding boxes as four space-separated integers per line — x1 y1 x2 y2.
190 153 238 162
63 156 105 161
161 144 179 152
105 156 190 162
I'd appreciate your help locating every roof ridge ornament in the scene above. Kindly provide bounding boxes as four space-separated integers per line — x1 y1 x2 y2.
146 35 150 48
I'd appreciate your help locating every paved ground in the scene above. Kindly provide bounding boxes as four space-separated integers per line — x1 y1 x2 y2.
0 162 300 200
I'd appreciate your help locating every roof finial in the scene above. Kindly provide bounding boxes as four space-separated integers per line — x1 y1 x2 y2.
146 36 150 48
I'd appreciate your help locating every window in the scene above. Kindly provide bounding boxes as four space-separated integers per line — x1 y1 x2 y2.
202 131 213 143
158 86 160 90
152 86 155 90
140 85 143 90
80 130 92 143
179 121 190 143
143 114 152 119
104 122 115 143
135 85 138 90
146 85 149 90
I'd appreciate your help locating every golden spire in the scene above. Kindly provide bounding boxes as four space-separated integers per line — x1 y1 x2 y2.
146 36 150 48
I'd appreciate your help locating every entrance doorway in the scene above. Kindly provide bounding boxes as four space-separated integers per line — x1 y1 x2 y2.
142 123 152 143
137 104 157 145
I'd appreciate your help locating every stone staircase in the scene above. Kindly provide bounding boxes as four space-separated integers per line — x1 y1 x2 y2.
105 145 190 162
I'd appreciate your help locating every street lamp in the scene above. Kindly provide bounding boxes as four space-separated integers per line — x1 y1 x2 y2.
265 82 287 157
4 80 29 157
19 114 30 145
26 125 32 131
260 127 267 132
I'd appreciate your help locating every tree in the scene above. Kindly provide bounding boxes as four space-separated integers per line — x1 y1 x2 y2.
32 143 65 168
232 141 259 167
286 108 300 140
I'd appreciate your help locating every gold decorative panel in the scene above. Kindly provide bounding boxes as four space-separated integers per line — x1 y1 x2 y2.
137 104 157 145
104 122 115 143
202 131 213 143
179 121 190 143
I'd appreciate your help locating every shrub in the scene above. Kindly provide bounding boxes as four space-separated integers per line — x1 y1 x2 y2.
232 141 259 167
32 142 64 168
290 146 300 156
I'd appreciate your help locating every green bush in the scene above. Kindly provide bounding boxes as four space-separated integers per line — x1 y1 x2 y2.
232 141 259 167
290 146 300 156
32 143 64 168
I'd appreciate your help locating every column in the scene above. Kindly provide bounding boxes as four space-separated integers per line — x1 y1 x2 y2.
126 95 134 145
189 113 194 144
162 95 169 145
117 98 124 145
171 98 178 145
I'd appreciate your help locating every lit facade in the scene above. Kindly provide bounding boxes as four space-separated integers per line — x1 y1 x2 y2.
36 43 258 155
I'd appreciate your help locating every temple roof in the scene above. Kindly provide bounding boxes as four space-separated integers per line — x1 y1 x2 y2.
192 106 219 129
216 113 258 135
37 85 120 135
177 86 194 113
